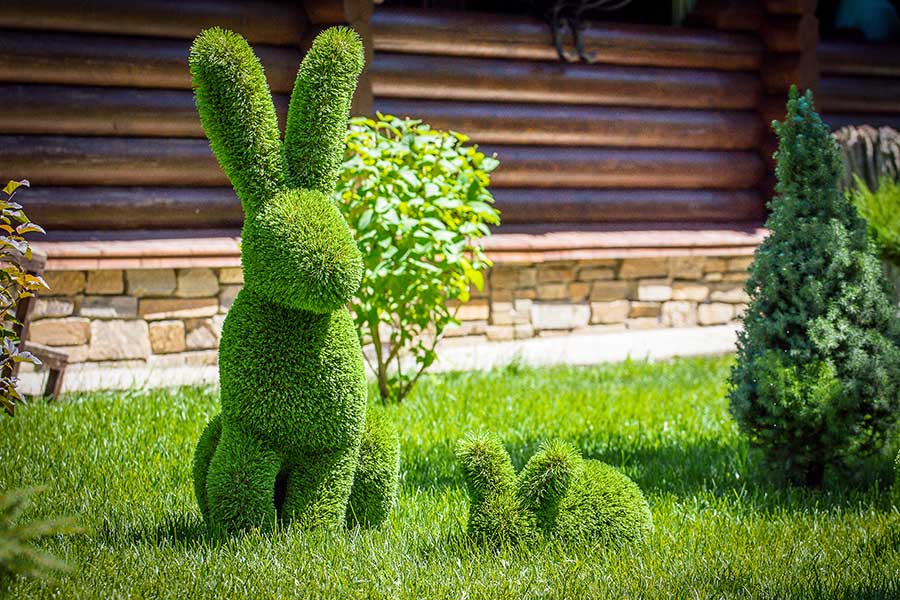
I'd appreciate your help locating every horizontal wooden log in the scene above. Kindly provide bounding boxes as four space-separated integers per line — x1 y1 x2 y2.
819 76 900 114
374 99 762 150
21 187 242 230
760 14 818 53
822 113 900 130
484 146 764 189
0 31 302 93
19 187 765 229
493 189 765 223
0 84 290 137
2 136 764 190
372 54 761 110
818 41 900 77
0 0 308 45
372 7 761 71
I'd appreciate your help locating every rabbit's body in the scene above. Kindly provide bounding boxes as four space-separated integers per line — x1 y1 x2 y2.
188 27 399 535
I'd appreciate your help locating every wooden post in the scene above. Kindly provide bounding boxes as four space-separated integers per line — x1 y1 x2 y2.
304 0 374 115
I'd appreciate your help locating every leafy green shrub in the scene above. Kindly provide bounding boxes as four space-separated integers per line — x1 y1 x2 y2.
894 448 900 506
729 87 900 487
848 175 900 260
0 487 80 581
0 180 47 416
189 27 398 535
456 434 652 546
336 114 500 404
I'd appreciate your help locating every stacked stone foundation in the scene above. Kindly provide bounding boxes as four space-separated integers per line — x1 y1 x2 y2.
24 255 751 389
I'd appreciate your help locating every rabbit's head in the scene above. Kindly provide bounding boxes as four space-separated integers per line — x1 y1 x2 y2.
190 27 364 313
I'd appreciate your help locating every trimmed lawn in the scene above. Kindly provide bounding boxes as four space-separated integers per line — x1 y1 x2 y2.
1 356 898 599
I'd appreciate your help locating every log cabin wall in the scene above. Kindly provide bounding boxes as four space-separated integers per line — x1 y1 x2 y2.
0 0 372 231
370 6 768 225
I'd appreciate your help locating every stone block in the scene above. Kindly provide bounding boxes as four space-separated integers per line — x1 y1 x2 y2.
32 298 75 319
85 270 124 295
485 326 514 341
662 301 697 327
454 299 489 322
590 280 630 301
88 320 151 360
139 298 218 320
175 268 219 298
126 269 176 297
590 300 629 324
726 256 754 272
185 318 219 350
710 286 751 304
514 323 535 339
637 279 673 302
517 268 537 288
538 263 576 282
490 266 518 290
218 267 244 284
704 258 727 273
626 317 661 329
29 317 90 346
43 271 85 296
149 320 186 354
577 267 615 281
669 256 705 279
79 295 138 319
698 302 734 325
537 283 568 300
722 272 750 282
569 281 590 302
619 258 668 279
530 303 590 330
704 272 724 282
55 345 89 363
219 285 241 313
629 301 661 318
672 282 710 302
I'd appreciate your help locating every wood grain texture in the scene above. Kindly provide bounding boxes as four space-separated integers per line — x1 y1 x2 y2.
372 7 761 70
372 53 761 110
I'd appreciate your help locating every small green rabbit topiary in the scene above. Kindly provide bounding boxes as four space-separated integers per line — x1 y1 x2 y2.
190 26 399 534
456 434 652 546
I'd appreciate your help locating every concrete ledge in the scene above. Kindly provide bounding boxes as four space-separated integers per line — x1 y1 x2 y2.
19 325 739 394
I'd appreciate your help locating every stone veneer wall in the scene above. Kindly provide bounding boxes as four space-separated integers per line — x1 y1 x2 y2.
26 255 752 373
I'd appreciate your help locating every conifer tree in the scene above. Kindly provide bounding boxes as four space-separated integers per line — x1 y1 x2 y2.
729 87 900 487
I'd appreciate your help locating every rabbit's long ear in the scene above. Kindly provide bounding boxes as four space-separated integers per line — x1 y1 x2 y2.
190 28 287 214
284 27 364 196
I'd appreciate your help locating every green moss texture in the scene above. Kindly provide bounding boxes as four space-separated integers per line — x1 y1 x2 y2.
456 434 652 546
189 26 399 534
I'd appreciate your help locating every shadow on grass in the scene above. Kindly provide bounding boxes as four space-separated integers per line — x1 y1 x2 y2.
402 433 896 513
95 511 212 550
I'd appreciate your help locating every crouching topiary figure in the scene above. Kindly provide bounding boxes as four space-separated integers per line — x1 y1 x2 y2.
456 434 652 546
189 27 400 534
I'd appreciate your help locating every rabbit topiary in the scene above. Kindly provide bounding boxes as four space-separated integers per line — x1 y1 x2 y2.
189 26 399 534
457 434 652 546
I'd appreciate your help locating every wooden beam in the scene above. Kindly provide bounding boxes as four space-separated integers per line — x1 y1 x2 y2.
0 0 309 45
304 0 372 25
372 7 761 71
374 99 762 150
818 76 900 113
2 136 762 191
763 0 818 15
818 41 900 77
0 84 290 137
372 54 761 110
688 0 763 31
822 113 900 130
21 187 242 230
0 31 303 92
484 146 764 190
761 14 818 53
492 189 765 223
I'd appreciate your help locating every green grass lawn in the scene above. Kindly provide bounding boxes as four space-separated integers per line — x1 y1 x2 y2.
1 356 898 599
